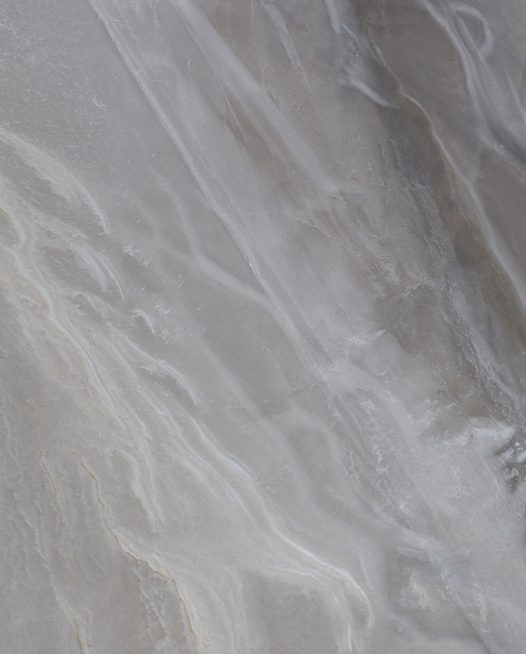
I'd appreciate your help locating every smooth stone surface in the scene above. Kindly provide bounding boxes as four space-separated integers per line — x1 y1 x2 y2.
1 1 526 652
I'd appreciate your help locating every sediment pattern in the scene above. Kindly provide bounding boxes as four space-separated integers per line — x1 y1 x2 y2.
1 1 526 652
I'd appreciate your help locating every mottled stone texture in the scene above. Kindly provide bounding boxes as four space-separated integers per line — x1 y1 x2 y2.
1 1 526 653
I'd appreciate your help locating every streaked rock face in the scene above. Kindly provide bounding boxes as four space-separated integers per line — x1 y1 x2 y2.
1 1 525 652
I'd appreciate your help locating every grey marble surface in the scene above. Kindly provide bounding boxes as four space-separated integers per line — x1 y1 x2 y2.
1 1 526 652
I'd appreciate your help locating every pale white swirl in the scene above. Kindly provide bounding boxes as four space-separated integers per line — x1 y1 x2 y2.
0 1 525 653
